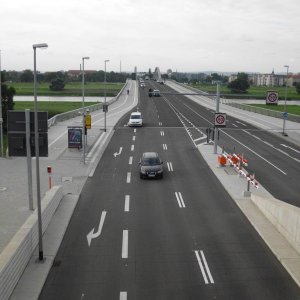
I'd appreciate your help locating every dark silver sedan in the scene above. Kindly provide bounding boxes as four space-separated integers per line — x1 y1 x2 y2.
139 152 163 179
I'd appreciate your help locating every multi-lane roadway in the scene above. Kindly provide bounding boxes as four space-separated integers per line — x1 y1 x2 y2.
39 80 300 299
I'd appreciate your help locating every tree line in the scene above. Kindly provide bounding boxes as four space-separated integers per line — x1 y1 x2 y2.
3 69 130 83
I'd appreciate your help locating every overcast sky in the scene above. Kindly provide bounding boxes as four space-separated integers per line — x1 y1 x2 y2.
0 0 299 74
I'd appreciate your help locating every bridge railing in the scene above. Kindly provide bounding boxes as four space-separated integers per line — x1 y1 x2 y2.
47 80 129 128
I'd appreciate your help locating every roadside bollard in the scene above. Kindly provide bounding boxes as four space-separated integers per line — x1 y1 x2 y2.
47 166 52 190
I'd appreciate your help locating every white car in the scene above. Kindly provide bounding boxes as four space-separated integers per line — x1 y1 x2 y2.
153 89 160 97
128 111 143 127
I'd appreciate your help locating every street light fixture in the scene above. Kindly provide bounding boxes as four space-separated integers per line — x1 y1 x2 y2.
104 59 109 132
283 65 289 136
82 56 90 164
33 42 48 261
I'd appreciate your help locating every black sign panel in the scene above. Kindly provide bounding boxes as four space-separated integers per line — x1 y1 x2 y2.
7 111 48 157
7 111 48 132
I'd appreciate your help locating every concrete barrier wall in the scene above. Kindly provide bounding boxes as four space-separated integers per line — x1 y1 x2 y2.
0 186 63 300
251 194 300 255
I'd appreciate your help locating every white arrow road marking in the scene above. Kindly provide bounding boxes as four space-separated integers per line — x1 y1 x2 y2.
125 195 130 212
114 147 123 157
195 250 214 284
122 230 129 258
120 291 127 300
281 144 300 154
87 211 107 247
175 192 185 208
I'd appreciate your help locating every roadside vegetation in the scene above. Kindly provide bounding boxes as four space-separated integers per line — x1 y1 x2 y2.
9 82 124 97
247 104 300 116
190 83 300 100
14 101 98 119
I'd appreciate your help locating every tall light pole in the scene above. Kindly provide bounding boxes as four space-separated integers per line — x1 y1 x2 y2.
81 56 89 164
33 43 48 261
0 49 3 157
283 65 289 136
104 59 109 132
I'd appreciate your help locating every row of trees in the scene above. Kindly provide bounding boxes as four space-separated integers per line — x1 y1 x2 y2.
3 69 130 83
2 69 132 91
1 72 16 132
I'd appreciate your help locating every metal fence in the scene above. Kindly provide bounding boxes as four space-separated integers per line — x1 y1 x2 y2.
47 80 128 128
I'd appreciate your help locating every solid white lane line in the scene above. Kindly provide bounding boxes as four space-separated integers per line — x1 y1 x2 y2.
236 120 247 126
129 156 133 165
200 250 214 284
222 130 287 175
122 230 128 258
124 195 130 212
132 136 136 141
242 130 300 165
195 250 208 284
126 172 131 183
281 144 300 154
175 192 185 208
131 144 134 151
120 291 127 300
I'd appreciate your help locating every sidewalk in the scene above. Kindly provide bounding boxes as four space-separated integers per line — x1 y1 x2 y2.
2 79 300 299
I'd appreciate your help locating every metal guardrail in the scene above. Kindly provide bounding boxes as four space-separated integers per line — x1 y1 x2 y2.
226 102 300 123
47 80 129 128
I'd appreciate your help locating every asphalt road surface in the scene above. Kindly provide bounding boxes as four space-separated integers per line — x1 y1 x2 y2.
39 80 300 299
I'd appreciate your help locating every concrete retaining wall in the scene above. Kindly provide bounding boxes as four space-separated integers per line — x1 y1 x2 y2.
0 186 63 300
251 194 300 255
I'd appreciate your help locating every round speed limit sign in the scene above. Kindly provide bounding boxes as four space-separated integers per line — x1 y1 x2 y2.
214 113 226 127
266 91 278 104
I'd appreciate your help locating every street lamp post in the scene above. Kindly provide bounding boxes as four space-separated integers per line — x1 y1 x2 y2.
82 57 89 164
213 81 221 154
104 59 109 132
283 65 289 136
33 43 48 261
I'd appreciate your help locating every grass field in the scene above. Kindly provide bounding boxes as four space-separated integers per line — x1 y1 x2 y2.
14 101 98 118
191 83 300 100
248 104 300 116
8 82 124 96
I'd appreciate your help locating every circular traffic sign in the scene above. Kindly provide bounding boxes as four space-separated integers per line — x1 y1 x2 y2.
216 114 225 124
267 92 278 103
